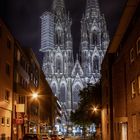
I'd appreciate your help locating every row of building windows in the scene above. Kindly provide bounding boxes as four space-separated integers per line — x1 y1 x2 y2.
0 117 10 126
130 37 140 63
129 37 140 99
15 48 39 88
17 72 38 90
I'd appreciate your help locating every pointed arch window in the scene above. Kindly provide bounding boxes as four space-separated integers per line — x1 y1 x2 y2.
60 84 66 102
46 64 51 74
52 83 57 96
56 56 62 73
85 65 89 75
92 32 97 45
73 84 81 110
93 56 99 72
56 31 62 45
73 84 81 102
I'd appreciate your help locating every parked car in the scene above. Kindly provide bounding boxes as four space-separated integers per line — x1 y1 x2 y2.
23 134 41 140
50 134 59 140
41 133 51 140
58 134 65 140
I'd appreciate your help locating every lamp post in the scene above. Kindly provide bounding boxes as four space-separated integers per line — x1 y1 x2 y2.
90 105 102 140
28 91 41 134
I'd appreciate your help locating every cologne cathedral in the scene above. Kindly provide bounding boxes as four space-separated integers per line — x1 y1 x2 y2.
40 0 109 128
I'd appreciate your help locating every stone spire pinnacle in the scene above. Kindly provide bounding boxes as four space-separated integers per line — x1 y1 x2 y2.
86 0 99 10
85 0 100 18
52 0 65 11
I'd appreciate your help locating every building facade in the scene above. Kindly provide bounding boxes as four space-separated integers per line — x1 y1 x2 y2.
13 45 41 139
101 0 140 140
40 0 109 128
0 18 58 139
0 19 14 140
13 45 57 139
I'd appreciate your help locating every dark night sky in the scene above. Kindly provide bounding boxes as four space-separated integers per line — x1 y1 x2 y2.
0 0 127 65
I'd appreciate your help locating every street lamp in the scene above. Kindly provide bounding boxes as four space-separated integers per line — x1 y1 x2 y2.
93 107 97 112
90 105 99 113
32 92 38 99
27 91 40 131
90 105 102 140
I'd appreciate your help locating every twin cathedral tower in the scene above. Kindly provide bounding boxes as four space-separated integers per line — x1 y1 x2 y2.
40 0 109 123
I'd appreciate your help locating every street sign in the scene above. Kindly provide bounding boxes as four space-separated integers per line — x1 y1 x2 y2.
16 119 23 124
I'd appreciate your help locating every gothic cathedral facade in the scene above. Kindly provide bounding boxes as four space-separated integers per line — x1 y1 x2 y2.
40 0 109 124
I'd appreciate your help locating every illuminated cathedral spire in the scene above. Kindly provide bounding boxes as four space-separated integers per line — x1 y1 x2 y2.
52 0 66 17
40 0 109 133
81 0 109 79
53 0 65 10
85 0 100 18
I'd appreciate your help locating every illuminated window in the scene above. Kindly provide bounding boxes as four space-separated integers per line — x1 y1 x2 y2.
131 80 136 98
6 118 10 126
130 48 135 63
136 37 140 54
17 49 21 61
16 73 19 83
132 114 137 132
1 117 5 125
